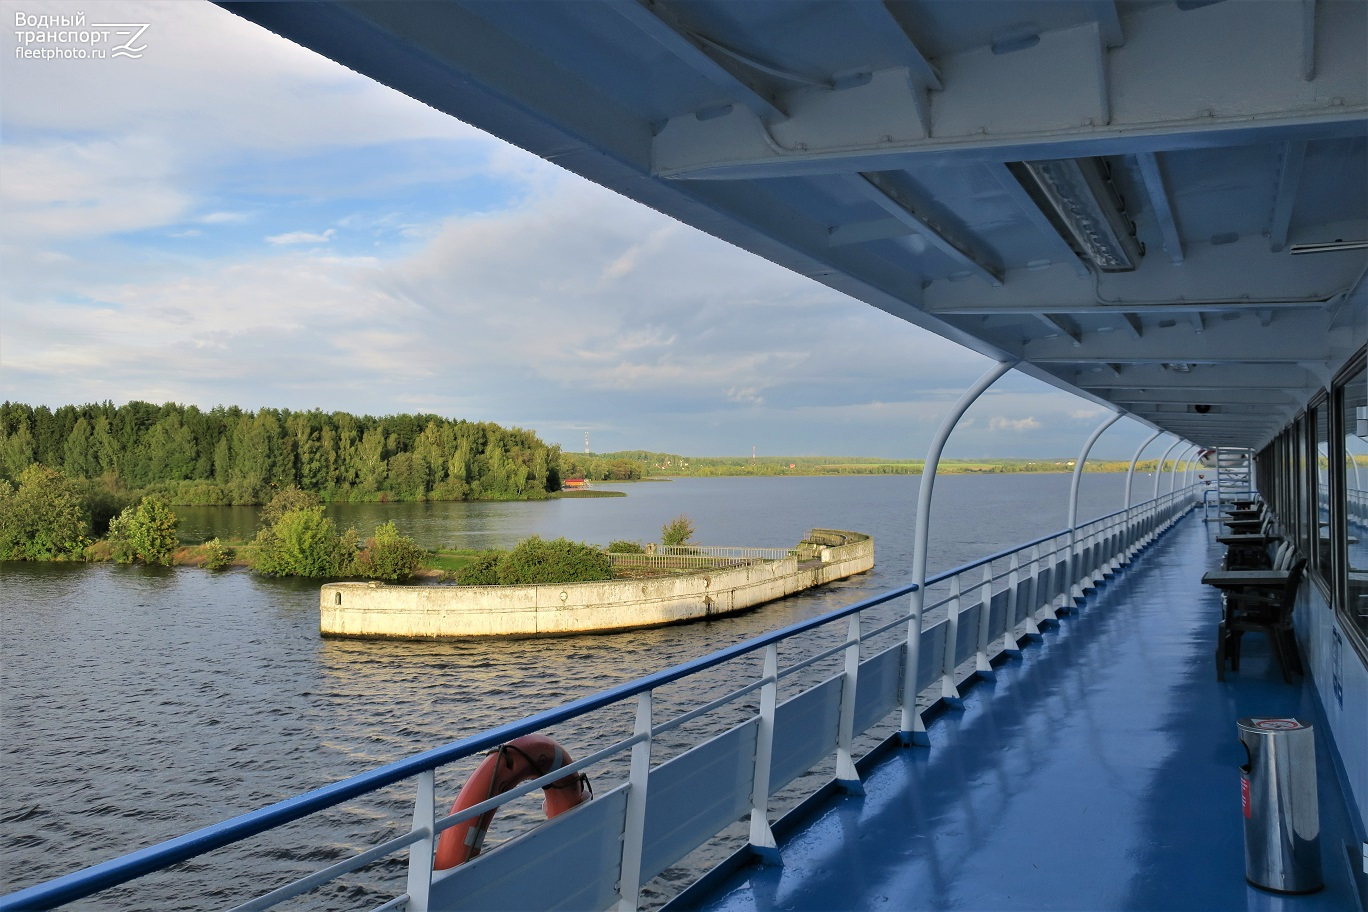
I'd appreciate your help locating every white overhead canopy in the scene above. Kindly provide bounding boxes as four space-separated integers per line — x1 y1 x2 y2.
222 0 1368 449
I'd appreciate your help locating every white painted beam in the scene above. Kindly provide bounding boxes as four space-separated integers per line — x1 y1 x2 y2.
847 1 942 91
1268 141 1308 253
652 2 1366 179
605 0 787 120
1136 152 1183 264
1023 313 1331 363
855 172 1003 286
922 234 1365 316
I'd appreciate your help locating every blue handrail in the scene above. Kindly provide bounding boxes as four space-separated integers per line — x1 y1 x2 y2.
2 580 921 911
2 486 1196 911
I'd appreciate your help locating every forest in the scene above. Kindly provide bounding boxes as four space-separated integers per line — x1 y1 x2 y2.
0 401 563 505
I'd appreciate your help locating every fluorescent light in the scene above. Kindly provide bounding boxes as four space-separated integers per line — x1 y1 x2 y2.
1013 158 1144 272
1288 239 1368 255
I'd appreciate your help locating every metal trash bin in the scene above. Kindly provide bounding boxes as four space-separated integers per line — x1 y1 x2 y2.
1237 717 1322 894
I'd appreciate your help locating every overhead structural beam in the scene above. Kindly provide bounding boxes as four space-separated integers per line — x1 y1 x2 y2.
846 1 942 90
652 0 1366 180
901 359 1017 746
856 172 1004 286
1038 313 1083 346
1268 141 1308 253
827 217 914 247
1136 152 1184 264
1302 0 1318 81
986 163 1089 278
1095 0 1125 48
605 0 786 120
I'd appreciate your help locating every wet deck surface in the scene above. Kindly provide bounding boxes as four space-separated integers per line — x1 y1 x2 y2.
678 513 1363 911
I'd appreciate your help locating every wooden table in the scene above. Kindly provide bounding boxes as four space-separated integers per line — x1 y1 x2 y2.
1223 509 1263 520
1217 533 1278 546
1201 569 1292 590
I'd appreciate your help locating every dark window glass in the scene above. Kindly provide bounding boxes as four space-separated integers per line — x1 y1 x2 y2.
1343 365 1367 636
1315 403 1330 581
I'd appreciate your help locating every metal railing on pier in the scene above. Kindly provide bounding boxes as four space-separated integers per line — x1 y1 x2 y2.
0 487 1199 912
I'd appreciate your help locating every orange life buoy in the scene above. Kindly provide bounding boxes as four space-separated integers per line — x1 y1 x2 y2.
433 734 591 870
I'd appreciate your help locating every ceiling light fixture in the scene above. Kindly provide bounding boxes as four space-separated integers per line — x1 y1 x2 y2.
1011 157 1144 272
1288 239 1368 255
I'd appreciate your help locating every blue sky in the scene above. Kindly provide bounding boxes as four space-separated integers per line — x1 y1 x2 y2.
0 1 1166 461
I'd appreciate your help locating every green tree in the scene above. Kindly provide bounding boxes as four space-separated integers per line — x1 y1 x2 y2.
0 465 89 560
63 417 99 478
0 418 35 482
259 486 322 528
107 496 178 565
252 506 355 578
661 515 695 547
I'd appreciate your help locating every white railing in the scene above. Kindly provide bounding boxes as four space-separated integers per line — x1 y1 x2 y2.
0 488 1199 912
657 545 794 560
606 552 767 571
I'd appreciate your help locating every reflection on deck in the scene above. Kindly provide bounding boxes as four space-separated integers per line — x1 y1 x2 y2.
677 514 1361 912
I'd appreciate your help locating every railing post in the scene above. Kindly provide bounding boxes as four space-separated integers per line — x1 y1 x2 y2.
1003 553 1023 654
975 564 994 674
941 574 963 704
900 359 1015 746
748 644 781 861
404 770 435 912
617 692 653 911
1024 545 1042 637
835 614 863 793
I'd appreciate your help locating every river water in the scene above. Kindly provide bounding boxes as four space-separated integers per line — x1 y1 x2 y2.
2 473 1140 908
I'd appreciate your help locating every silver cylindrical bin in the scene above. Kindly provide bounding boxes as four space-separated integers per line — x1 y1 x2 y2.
1237 717 1322 894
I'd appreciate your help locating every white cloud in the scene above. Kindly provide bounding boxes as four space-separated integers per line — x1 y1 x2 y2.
990 416 1043 432
266 229 336 245
0 0 1162 459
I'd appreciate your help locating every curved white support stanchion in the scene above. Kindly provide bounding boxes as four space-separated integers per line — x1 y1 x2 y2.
1152 438 1187 501
1168 445 1198 494
899 359 1016 747
1122 430 1166 564
1063 412 1124 608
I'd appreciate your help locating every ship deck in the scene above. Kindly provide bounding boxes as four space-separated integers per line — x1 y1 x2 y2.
674 513 1364 911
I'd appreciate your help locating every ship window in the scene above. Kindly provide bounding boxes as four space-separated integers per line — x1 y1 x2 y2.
1340 363 1368 640
1313 401 1331 587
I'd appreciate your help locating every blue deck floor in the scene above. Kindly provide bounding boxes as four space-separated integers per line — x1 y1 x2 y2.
677 513 1363 912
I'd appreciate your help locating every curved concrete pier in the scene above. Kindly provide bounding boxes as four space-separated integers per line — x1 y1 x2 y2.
319 530 872 638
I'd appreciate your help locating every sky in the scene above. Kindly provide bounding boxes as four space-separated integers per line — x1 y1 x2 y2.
0 0 1166 461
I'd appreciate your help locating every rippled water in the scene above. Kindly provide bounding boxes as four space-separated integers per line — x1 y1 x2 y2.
2 473 1135 908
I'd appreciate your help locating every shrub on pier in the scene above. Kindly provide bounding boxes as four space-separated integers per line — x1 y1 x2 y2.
355 521 425 581
451 537 613 585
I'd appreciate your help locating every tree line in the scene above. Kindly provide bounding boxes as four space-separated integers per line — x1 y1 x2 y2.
0 401 563 505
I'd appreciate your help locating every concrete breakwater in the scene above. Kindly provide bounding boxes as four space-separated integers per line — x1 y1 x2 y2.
319 529 873 638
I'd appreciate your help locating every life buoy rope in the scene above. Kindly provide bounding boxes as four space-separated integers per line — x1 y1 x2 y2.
433 734 591 870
